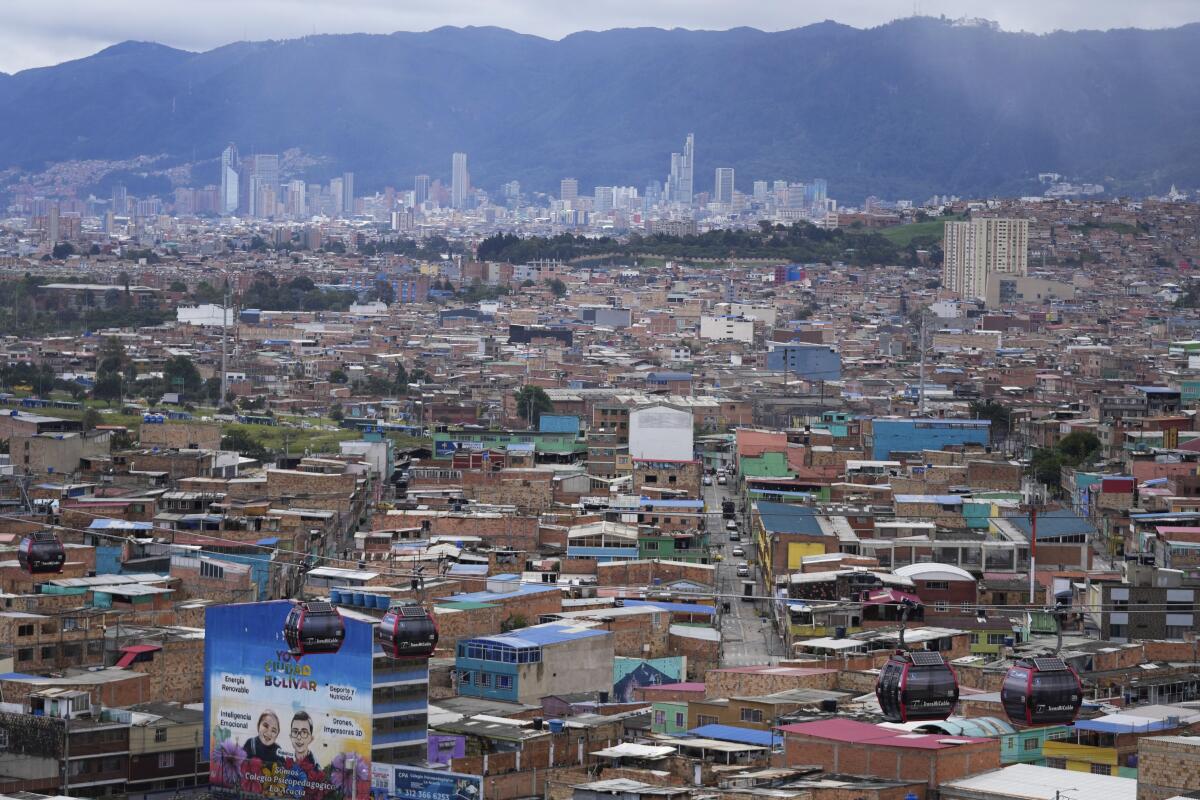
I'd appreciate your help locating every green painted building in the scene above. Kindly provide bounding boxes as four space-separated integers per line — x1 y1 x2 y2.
651 701 690 735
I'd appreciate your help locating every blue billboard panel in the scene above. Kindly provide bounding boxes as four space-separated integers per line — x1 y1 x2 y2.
205 601 374 800
372 763 482 800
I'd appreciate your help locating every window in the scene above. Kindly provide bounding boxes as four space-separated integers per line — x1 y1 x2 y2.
675 712 685 728
1166 625 1192 639
459 671 472 686
17 624 33 637
697 715 718 727
158 752 175 769
739 708 763 723
200 560 224 579
478 673 491 687
1024 738 1040 751
155 728 168 743
644 541 659 551
496 675 512 690
653 710 665 726
1090 763 1111 775
924 581 950 590
970 633 980 644
987 633 1008 645
1045 758 1067 770
935 602 949 612
41 645 55 660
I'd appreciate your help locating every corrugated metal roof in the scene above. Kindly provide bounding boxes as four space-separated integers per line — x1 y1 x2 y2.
943 763 1136 800
757 501 826 536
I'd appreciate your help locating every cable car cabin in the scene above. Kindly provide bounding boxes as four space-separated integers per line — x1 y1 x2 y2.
876 650 960 722
1001 656 1083 726
284 601 345 657
18 531 66 575
377 603 439 658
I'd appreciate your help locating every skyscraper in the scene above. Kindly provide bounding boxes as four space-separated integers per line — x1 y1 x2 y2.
560 178 579 202
341 172 355 217
240 153 279 217
714 168 734 205
219 143 239 215
753 180 769 202
111 184 128 216
593 186 615 213
451 152 469 209
942 217 1029 301
666 133 695 205
329 177 344 216
680 133 694 204
414 175 430 206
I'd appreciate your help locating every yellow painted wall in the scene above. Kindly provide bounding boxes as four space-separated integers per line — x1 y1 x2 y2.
787 542 825 570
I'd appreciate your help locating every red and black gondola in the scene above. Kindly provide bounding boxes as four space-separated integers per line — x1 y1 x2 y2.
284 601 345 656
377 602 439 658
18 531 65 575
1001 656 1083 726
876 649 960 723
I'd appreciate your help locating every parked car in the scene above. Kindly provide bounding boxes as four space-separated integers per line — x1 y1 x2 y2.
732 546 745 557
717 475 727 485
736 564 750 577
729 531 741 541
702 476 712 486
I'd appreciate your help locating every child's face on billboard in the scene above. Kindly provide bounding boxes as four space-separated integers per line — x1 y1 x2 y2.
258 714 279 745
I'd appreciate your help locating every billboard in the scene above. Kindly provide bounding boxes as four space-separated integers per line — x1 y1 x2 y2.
372 763 482 800
205 601 373 800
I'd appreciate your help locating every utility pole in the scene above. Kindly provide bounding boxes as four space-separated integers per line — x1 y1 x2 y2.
1029 506 1038 604
918 311 927 416
220 279 230 403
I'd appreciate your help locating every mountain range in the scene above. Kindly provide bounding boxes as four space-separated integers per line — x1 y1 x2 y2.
2 17 1200 201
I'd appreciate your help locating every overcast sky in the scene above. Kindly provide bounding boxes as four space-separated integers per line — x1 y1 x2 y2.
3 0 1199 73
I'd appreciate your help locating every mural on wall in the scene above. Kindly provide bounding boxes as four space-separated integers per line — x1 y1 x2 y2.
204 601 373 800
612 656 686 703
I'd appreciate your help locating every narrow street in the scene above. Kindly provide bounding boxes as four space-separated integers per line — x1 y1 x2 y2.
705 478 779 667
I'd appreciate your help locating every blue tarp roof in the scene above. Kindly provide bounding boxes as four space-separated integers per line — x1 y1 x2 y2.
255 537 281 546
687 724 775 746
756 501 825 536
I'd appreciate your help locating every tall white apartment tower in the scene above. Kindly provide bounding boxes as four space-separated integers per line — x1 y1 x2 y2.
714 167 734 205
219 143 239 214
451 152 469 209
942 217 1030 301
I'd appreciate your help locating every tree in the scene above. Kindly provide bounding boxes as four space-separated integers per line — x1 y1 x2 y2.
92 373 123 405
546 278 568 297
52 242 76 260
163 355 202 398
168 280 188 293
514 385 553 428
329 369 348 384
220 428 271 462
329 404 344 422
81 407 102 432
969 400 1012 444
1031 431 1102 491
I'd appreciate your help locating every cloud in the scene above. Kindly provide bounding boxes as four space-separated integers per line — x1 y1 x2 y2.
1 0 1198 73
